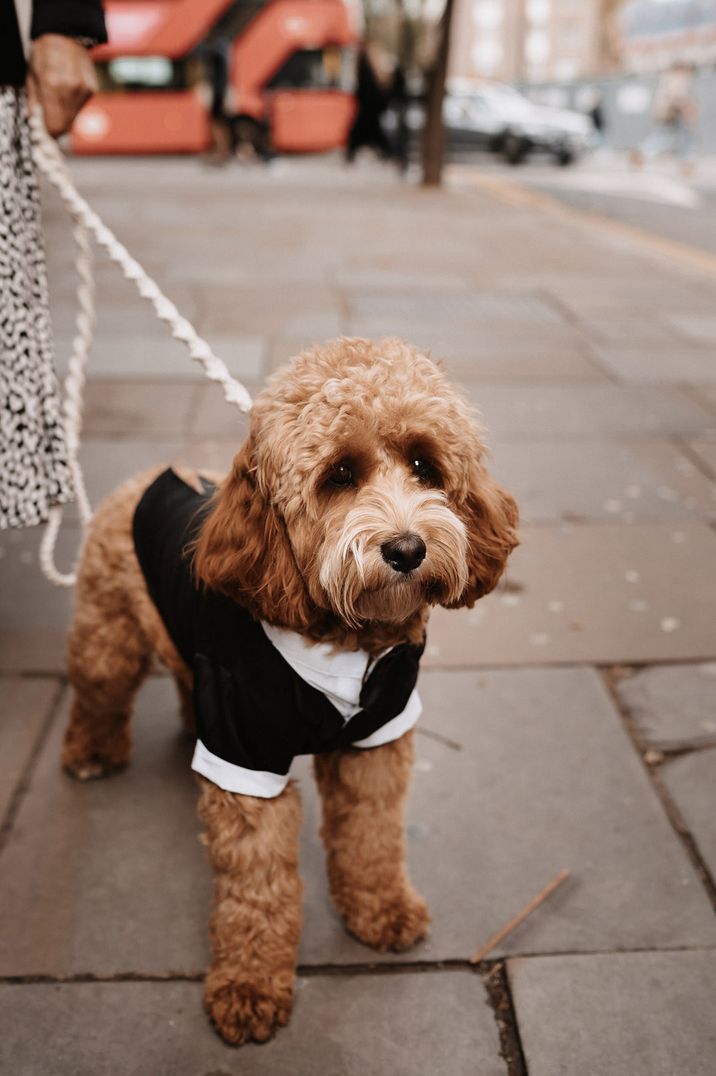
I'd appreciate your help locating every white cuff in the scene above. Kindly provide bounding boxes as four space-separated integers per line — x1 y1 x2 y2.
351 690 422 749
191 739 290 798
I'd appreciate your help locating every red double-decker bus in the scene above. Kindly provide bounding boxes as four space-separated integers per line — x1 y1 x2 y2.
72 0 358 154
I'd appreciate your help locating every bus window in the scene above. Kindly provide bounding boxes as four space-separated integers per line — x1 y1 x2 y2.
265 47 355 92
100 56 185 92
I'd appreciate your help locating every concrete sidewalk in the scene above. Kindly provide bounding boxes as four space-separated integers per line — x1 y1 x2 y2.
1 154 715 1076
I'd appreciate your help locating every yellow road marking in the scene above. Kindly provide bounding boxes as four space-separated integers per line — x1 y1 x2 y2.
448 165 716 281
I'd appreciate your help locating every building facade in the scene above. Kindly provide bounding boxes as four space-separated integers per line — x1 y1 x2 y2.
450 0 607 85
619 0 716 71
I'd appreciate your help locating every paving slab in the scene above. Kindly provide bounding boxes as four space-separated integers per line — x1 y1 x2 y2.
76 437 183 511
667 312 716 345
537 275 716 319
341 320 592 354
688 437 716 476
336 327 606 383
0 678 59 823
279 308 346 339
187 381 260 439
509 951 716 1076
628 441 716 518
0 972 505 1076
0 629 67 675
55 332 266 381
195 283 341 337
335 266 473 291
49 277 202 345
348 289 563 324
662 747 716 880
464 384 716 440
82 379 200 438
427 521 716 666
4 669 715 976
297 667 716 963
165 249 337 288
691 386 716 414
0 517 74 672
269 334 347 374
0 679 210 977
0 523 75 673
175 440 240 477
614 663 716 751
592 344 716 385
488 439 715 523
574 313 688 348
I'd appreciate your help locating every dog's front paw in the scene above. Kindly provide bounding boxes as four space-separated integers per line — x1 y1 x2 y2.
61 749 128 781
343 886 430 953
62 725 131 781
204 969 294 1046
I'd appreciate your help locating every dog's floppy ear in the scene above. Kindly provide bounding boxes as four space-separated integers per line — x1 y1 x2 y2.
446 459 519 609
192 438 314 628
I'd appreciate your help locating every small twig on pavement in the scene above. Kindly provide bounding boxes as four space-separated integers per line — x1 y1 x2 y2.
469 868 571 964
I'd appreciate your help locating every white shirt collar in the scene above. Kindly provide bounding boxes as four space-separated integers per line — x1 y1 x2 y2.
261 622 384 721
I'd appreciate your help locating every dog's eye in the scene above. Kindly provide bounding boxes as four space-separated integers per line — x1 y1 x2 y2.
327 463 354 488
411 457 439 485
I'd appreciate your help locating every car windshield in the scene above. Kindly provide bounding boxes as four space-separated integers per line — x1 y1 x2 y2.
457 86 532 116
484 84 525 102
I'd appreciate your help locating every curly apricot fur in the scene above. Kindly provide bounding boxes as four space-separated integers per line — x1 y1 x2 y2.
62 338 518 1045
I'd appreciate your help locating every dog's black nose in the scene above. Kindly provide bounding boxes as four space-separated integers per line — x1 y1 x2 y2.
381 534 426 574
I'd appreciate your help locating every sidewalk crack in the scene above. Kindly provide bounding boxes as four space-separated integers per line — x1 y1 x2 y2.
483 961 529 1076
601 666 716 913
0 679 66 858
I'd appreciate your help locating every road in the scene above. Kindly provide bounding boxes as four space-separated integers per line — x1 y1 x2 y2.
450 152 716 258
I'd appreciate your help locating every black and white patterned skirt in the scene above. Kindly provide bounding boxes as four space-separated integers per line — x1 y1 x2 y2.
0 87 73 529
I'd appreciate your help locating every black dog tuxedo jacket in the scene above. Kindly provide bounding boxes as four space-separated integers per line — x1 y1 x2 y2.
133 468 424 797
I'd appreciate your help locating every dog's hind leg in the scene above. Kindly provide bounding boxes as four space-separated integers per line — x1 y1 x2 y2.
63 597 151 781
61 473 161 781
313 730 430 952
198 778 303 1046
174 676 196 736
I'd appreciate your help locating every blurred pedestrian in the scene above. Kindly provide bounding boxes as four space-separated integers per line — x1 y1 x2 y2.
387 62 410 173
588 89 605 140
204 36 232 165
230 113 274 164
1 0 105 529
346 45 391 163
202 38 275 166
633 63 698 174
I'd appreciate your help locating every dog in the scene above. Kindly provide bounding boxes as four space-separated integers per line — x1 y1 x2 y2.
62 337 518 1045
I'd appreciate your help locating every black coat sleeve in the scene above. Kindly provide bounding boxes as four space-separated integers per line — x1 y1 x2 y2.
0 3 27 85
31 0 107 44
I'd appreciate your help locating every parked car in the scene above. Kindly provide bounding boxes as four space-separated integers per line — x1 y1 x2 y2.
441 81 591 166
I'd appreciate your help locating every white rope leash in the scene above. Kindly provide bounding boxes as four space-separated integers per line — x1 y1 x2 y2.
30 111 253 586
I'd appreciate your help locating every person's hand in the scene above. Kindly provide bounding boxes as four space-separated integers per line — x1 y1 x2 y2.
27 34 98 137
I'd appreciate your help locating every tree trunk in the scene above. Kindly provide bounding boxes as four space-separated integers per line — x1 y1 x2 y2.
421 0 455 187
